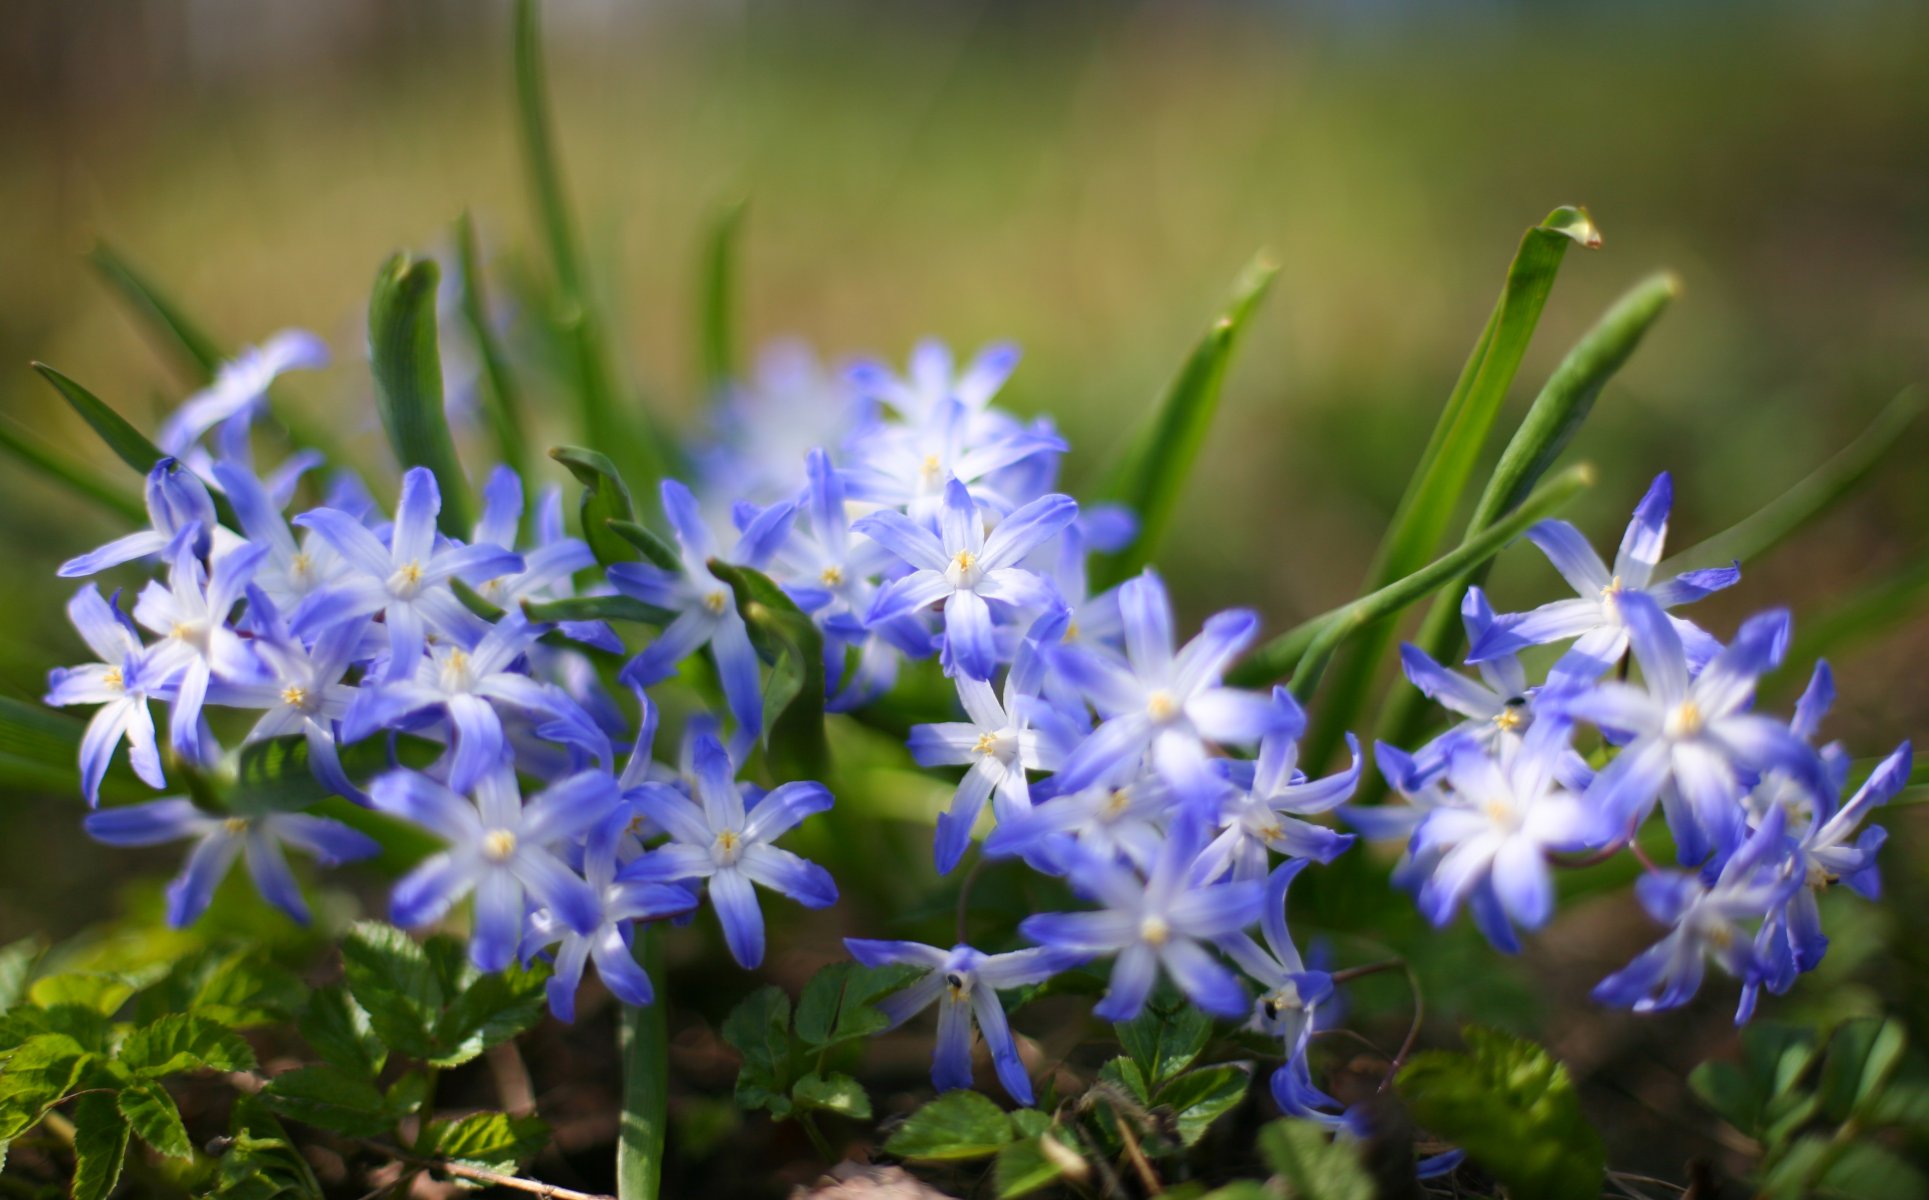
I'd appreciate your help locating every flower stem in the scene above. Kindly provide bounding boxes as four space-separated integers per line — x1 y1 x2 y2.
616 926 669 1200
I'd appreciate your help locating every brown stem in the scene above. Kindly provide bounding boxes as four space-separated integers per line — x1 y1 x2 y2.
487 1041 539 1117
388 1149 615 1200
1112 1118 1164 1196
1377 960 1426 1094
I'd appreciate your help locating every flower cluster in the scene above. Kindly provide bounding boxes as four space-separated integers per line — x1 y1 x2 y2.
49 324 1899 1146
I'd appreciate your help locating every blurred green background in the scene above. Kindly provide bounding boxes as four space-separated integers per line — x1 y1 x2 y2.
2 0 1926 1184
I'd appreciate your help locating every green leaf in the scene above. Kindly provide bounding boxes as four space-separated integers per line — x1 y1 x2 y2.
1374 272 1679 771
454 211 531 481
1303 206 1600 766
260 1063 397 1138
1818 1018 1908 1125
1156 1064 1248 1146
607 518 683 572
0 938 42 1013
0 417 145 522
369 252 472 536
27 972 135 1016
297 987 386 1079
1097 1055 1152 1105
721 986 793 1116
994 1126 1082 1199
120 1013 257 1077
119 1080 193 1159
340 921 444 1062
1662 389 1921 577
30 362 170 475
793 962 916 1051
553 446 641 567
699 200 748 396
883 1089 1019 1161
71 1090 131 1200
1231 462 1593 690
431 962 549 1069
88 241 225 378
1396 1026 1604 1200
424 1111 551 1174
1779 557 1929 688
1810 1140 1929 1200
1115 998 1211 1086
213 1096 324 1200
710 559 830 777
1094 253 1277 588
523 592 669 627
791 1071 872 1121
1256 1119 1375 1200
0 1033 91 1140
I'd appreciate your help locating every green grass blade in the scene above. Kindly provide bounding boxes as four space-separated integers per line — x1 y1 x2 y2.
551 446 639 568
700 200 748 398
1232 462 1596 692
0 416 144 522
87 242 224 380
455 212 531 482
1659 388 1923 577
607 518 683 572
1301 206 1600 765
1772 559 1929 697
617 927 669 1200
709 559 829 780
1091 253 1278 590
1368 272 1679 772
368 254 472 536
31 362 170 475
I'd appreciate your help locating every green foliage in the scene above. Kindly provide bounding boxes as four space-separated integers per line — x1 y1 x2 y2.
710 559 831 776
1094 253 1278 588
212 1097 325 1200
884 1089 1021 1161
260 1064 401 1138
120 1013 257 1076
340 921 547 1069
423 1110 551 1175
553 445 643 568
0 417 144 522
1115 995 1212 1086
71 1090 130 1200
30 361 171 476
0 1033 91 1140
700 200 748 396
1397 1025 1604 1200
297 985 387 1079
1257 1118 1375 1200
722 985 795 1117
87 241 226 378
117 1079 192 1158
721 962 917 1123
1157 1064 1248 1147
791 1071 873 1120
368 252 473 535
455 210 532 481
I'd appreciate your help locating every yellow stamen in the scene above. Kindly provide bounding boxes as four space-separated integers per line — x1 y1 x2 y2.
1139 915 1170 947
482 829 518 862
1146 691 1178 722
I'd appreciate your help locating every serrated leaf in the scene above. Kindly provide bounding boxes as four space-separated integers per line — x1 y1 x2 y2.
1157 1064 1249 1146
0 1003 112 1054
1397 1026 1604 1200
425 1111 551 1175
552 446 640 567
710 559 829 776
72 1091 130 1200
27 972 135 1016
794 962 917 1051
721 986 792 1114
1094 253 1277 588
340 921 443 1061
119 1080 193 1159
1257 1119 1374 1200
260 1064 397 1138
369 253 472 535
120 1013 257 1077
792 1072 871 1120
1116 998 1211 1085
0 1033 91 1140
431 962 549 1068
883 1090 1018 1161
215 1096 324 1200
297 987 385 1079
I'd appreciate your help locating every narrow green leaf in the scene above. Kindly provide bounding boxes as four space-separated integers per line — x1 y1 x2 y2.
791 1072 871 1120
119 1080 193 1159
121 1014 257 1077
1094 253 1277 588
260 1063 397 1138
1661 388 1922 576
424 1111 550 1174
700 200 748 396
883 1090 1018 1161
994 1125 1082 1199
1305 206 1600 766
1256 1119 1375 1200
369 253 472 536
1371 272 1679 780
1778 558 1929 688
88 241 225 379
710 559 830 777
617 926 669 1200
455 211 531 481
31 362 170 475
552 445 639 567
71 1091 131 1200
1230 462 1594 689
0 417 145 522
608 518 683 572
523 593 669 627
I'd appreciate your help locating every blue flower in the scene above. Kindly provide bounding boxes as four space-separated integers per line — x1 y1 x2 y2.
46 585 177 802
523 812 697 1022
371 765 610 971
212 460 352 610
292 467 523 679
1593 804 1798 1022
469 467 601 623
1468 473 1739 680
156 329 330 466
1045 569 1293 805
856 476 1073 680
1019 812 1262 1020
84 798 378 927
983 775 1172 873
845 938 1072 1104
1397 588 1537 766
1216 860 1341 1126
695 340 864 507
1196 698 1360 883
1558 595 1825 865
848 339 1022 429
58 459 216 578
131 526 270 763
618 733 837 969
607 479 795 739
211 587 365 802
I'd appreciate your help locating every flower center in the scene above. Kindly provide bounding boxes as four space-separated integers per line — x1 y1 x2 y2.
820 565 845 587
289 552 313 582
170 620 210 653
1103 789 1132 819
1063 619 1080 642
1260 983 1302 1021
919 454 943 482
281 684 311 711
1139 914 1171 947
944 971 972 1001
1146 691 1178 723
945 549 979 589
1806 863 1836 890
1493 702 1527 731
102 666 125 692
439 648 474 691
482 829 518 862
389 560 426 598
703 589 729 614
223 817 251 835
1665 701 1704 740
1483 797 1518 829
713 829 744 866
973 731 1000 757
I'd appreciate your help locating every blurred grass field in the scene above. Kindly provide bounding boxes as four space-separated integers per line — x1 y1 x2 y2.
1 1 1927 1183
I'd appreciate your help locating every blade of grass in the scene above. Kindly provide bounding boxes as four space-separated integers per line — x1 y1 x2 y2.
1232 462 1596 691
1658 388 1922 577
514 0 667 495
87 242 224 379
0 416 144 522
455 211 531 482
1368 272 1679 781
699 200 748 398
32 362 171 474
368 253 473 536
617 926 669 1200
1302 206 1600 766
1092 253 1278 589
1771 558 1929 698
